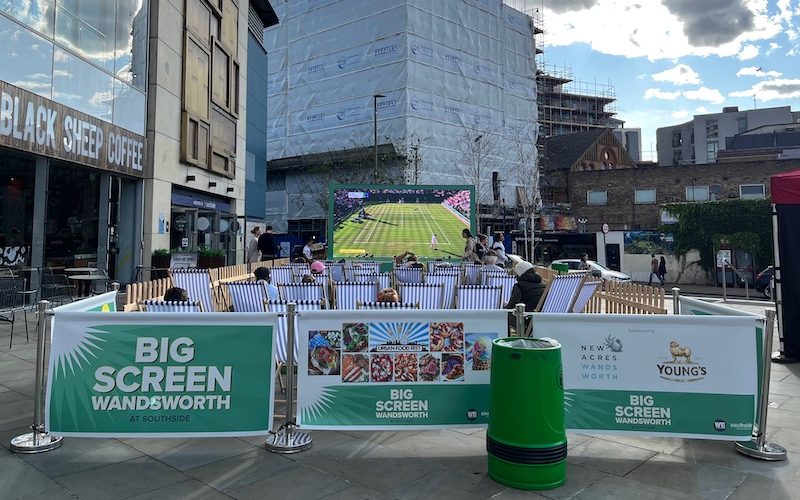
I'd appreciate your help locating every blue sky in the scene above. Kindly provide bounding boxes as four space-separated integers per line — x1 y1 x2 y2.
520 0 800 160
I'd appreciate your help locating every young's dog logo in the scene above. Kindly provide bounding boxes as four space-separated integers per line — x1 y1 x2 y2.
657 341 707 382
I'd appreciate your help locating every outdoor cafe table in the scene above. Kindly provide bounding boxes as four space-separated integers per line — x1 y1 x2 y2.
64 267 99 273
68 274 107 296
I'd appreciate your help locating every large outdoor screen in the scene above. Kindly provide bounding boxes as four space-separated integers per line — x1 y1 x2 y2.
328 185 475 260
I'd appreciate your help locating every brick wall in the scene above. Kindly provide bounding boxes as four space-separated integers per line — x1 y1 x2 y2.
563 159 800 232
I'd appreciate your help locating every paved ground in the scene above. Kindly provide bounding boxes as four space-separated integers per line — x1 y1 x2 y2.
1 299 798 499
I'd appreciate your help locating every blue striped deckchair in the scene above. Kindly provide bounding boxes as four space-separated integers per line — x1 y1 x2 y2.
271 266 295 285
425 273 460 309
485 274 518 307
456 285 503 310
266 299 324 392
289 262 310 278
226 282 269 312
463 263 482 285
325 262 346 283
536 273 587 313
394 267 424 284
427 261 459 273
170 269 215 312
280 283 327 308
479 267 510 285
398 283 444 309
356 301 420 310
348 261 380 278
139 300 203 312
333 282 378 309
353 272 391 291
570 278 603 313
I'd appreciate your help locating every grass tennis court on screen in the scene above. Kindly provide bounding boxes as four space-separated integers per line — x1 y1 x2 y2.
333 203 469 259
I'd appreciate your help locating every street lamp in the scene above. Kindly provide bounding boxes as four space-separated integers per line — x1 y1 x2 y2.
373 93 385 179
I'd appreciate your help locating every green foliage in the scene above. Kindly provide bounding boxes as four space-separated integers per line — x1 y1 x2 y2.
152 248 170 257
198 247 225 257
661 199 772 270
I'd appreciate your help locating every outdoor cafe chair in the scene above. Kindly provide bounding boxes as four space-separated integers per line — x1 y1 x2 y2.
484 273 517 307
170 269 216 313
266 298 324 392
356 301 420 310
455 284 503 310
1 277 29 347
397 282 444 309
332 282 378 310
425 273 460 308
535 273 588 313
394 267 424 284
138 300 203 312
40 268 74 305
226 282 270 312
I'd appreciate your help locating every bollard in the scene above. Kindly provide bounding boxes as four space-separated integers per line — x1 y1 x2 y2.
735 310 787 460
672 287 680 315
515 303 525 337
266 302 312 453
10 301 63 453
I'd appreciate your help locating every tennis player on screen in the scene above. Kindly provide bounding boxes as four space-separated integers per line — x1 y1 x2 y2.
430 233 438 249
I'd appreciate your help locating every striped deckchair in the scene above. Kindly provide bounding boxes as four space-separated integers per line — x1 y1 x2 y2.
348 261 380 278
325 262 346 283
289 262 310 277
398 283 444 309
280 283 327 308
226 282 269 312
570 278 603 313
485 273 518 307
456 285 503 310
139 300 203 312
353 272 391 291
333 282 378 309
425 273 460 309
536 273 588 313
266 299 324 392
394 267 424 284
170 269 216 312
427 261 459 273
356 301 420 310
463 263 482 285
270 266 295 285
479 267 510 285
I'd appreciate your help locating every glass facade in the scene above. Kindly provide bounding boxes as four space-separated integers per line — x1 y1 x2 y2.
0 150 35 265
0 0 148 134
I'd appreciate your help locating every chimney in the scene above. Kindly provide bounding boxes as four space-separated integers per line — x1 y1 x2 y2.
722 106 739 113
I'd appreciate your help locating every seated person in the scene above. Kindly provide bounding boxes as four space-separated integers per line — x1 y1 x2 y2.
301 274 316 284
504 258 545 312
482 252 505 271
310 260 326 275
394 251 423 268
253 267 280 300
163 287 189 302
377 287 400 303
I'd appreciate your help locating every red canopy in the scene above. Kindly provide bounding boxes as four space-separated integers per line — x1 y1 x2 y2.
772 168 800 205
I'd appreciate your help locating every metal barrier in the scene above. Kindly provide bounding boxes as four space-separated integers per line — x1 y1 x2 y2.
721 259 750 301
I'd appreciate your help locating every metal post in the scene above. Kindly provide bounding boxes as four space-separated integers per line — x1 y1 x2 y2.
266 302 312 453
671 287 680 315
515 303 526 337
10 301 63 453
722 260 727 301
735 310 787 460
373 93 385 180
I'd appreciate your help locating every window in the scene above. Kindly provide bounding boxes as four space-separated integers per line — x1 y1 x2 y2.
737 117 748 133
740 184 765 199
635 189 656 204
707 141 719 161
672 131 682 148
672 151 683 165
587 190 608 205
686 186 709 202
706 120 718 139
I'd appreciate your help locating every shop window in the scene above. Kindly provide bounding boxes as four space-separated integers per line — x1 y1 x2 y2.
686 185 709 202
586 190 607 205
45 161 100 266
0 151 36 265
634 189 656 204
739 184 765 199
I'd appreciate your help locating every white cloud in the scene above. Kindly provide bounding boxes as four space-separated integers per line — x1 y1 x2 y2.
736 66 783 78
651 64 701 85
644 88 681 100
729 78 800 101
635 73 648 80
737 44 759 60
671 110 690 119
541 0 782 61
683 87 726 104
52 69 72 78
767 42 782 54
695 106 710 114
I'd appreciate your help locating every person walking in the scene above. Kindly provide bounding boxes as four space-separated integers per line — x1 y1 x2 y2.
491 232 508 266
246 226 262 263
258 226 279 261
648 253 660 286
430 233 438 249
658 256 667 285
461 229 480 263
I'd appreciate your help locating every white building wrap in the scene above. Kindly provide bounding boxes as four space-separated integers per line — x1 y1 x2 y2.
264 0 538 226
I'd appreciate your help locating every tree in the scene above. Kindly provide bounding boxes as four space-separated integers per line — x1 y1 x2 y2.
458 129 501 232
508 124 540 261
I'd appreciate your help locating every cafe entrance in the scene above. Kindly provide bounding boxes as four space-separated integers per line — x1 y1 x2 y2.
170 188 237 265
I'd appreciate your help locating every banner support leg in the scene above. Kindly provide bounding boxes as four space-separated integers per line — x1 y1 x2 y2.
735 310 786 460
514 303 526 337
672 287 680 315
266 302 312 453
11 301 63 454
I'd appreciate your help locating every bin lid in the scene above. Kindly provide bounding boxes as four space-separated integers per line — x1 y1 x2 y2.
496 337 561 349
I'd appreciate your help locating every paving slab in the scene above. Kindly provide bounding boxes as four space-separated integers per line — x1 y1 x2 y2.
572 474 692 500
490 488 550 499
126 478 232 499
184 448 295 492
532 462 607 500
593 434 687 455
726 473 800 500
319 483 389 499
122 437 256 471
0 384 30 404
625 452 747 499
20 437 144 477
388 465 506 499
54 456 191 500
567 437 656 476
0 399 33 431
672 438 800 482
0 455 73 499
224 462 352 499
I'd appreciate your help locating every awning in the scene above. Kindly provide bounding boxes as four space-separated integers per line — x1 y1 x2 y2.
771 168 800 205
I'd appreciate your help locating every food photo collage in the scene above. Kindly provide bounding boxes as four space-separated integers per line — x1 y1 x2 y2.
307 322 497 384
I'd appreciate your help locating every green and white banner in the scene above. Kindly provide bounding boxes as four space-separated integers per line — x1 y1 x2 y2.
53 290 118 312
46 312 277 437
296 310 508 430
534 314 758 440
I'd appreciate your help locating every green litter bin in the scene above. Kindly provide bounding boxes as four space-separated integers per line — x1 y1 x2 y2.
487 337 566 490
551 263 569 274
